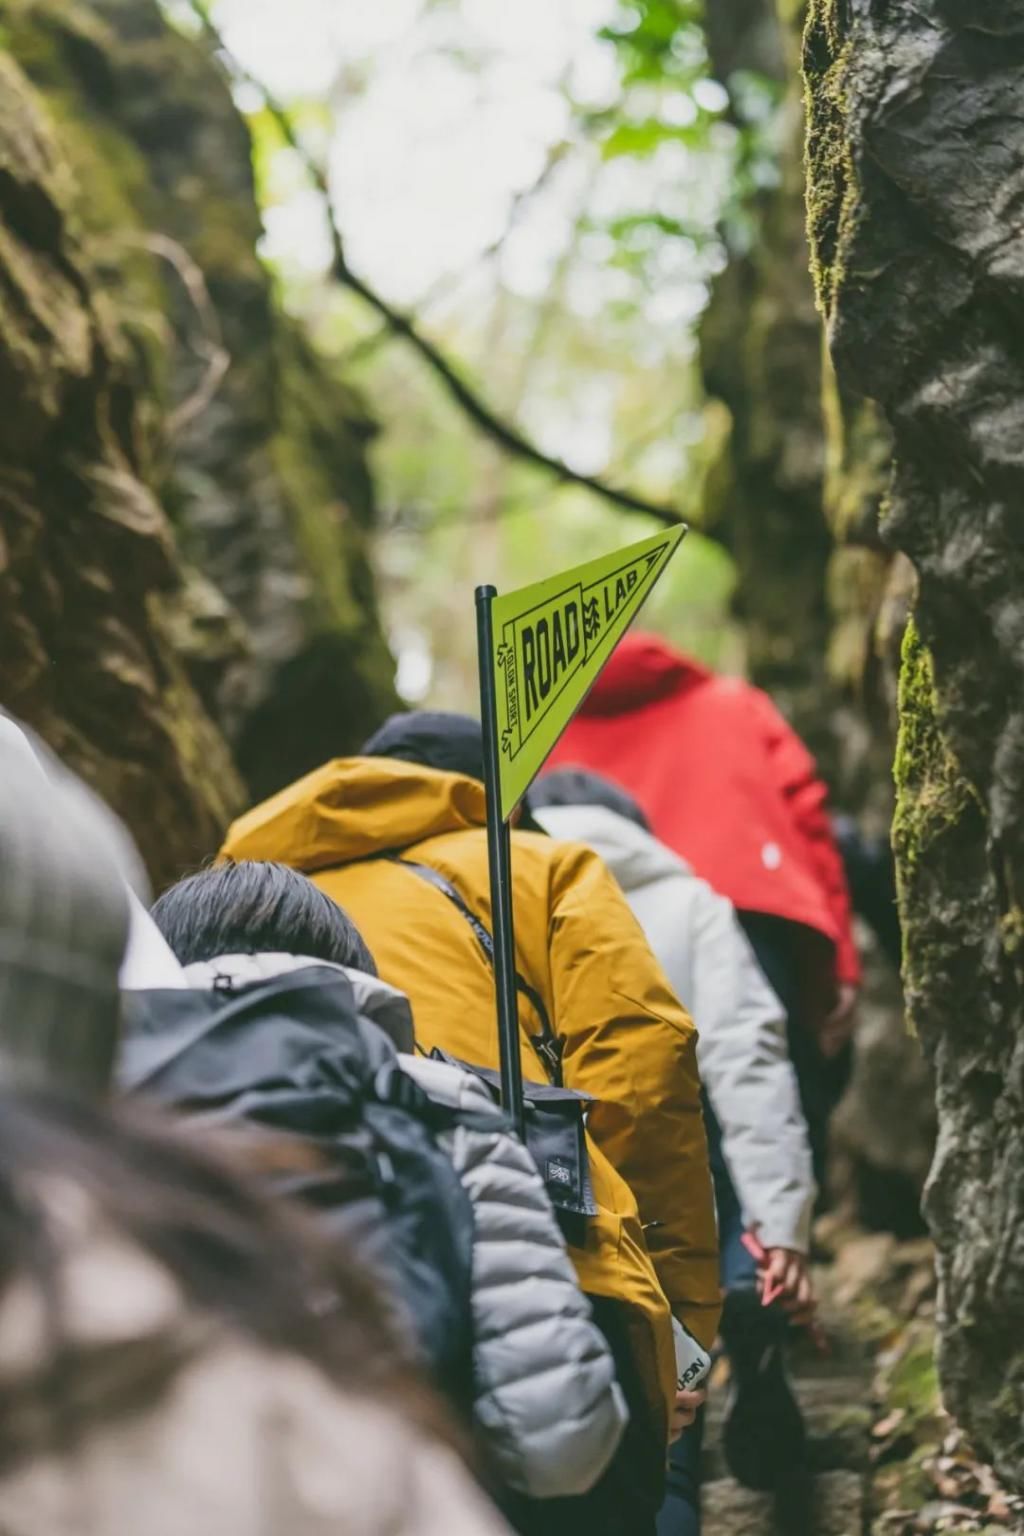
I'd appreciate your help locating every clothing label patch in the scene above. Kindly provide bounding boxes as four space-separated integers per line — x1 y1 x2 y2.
546 1157 573 1187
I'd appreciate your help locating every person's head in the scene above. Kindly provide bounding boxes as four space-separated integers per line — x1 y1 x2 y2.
362 712 484 783
528 767 651 832
360 711 548 830
0 727 132 1097
151 860 377 974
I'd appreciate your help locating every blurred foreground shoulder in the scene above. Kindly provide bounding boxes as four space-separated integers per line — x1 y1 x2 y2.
0 1189 509 1536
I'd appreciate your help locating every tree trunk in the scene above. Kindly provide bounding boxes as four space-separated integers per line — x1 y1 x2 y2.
805 0 1024 1483
1 0 398 884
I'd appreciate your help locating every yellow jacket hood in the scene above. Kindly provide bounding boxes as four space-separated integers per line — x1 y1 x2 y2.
223 758 487 870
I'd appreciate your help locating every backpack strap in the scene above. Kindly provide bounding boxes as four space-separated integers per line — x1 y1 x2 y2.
390 857 564 1087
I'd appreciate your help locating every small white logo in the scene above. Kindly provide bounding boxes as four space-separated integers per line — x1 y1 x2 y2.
761 841 782 870
678 1357 708 1389
546 1159 572 1187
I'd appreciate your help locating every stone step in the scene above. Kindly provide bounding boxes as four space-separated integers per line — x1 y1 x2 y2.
701 1476 775 1536
704 1375 873 1430
702 1377 873 1480
702 1469 865 1536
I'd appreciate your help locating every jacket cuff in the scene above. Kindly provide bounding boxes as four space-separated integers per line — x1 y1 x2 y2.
835 934 862 987
756 1197 814 1256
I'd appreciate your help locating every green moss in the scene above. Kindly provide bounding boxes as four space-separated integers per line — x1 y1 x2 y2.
776 0 808 31
5 0 396 811
892 618 985 1006
802 0 858 316
893 1445 937 1506
5 6 148 226
888 1333 941 1422
272 427 361 632
270 327 375 635
1000 906 1024 956
821 341 891 540
7 0 266 410
5 4 169 395
892 618 975 879
851 1294 902 1348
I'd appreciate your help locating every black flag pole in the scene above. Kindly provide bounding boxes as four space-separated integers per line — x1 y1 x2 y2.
475 583 526 1140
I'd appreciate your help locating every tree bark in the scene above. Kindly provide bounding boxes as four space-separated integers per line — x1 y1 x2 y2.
805 0 1024 1483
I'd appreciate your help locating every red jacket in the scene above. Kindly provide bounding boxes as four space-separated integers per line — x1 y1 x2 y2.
545 632 860 987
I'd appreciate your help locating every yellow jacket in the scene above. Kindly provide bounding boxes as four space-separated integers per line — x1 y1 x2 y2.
223 758 720 1435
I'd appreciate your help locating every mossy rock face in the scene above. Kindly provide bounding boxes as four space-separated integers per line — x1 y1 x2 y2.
1 0 397 878
693 0 929 1237
0 44 241 885
804 0 1024 1490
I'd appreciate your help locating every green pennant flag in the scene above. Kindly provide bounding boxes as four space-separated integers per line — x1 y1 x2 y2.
490 525 686 819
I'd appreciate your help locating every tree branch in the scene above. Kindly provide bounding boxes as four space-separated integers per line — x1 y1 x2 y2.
187 0 684 528
338 136 573 368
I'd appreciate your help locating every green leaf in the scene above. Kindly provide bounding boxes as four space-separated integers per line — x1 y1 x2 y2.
600 114 713 160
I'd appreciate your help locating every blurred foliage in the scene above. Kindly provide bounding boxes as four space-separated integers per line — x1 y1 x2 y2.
176 0 779 707
588 1 785 257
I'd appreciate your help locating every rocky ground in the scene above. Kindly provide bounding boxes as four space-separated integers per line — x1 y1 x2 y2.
701 1226 1024 1535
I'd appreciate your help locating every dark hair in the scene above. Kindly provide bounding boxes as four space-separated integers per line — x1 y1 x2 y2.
151 861 377 974
528 768 651 831
362 712 484 783
0 1089 424 1463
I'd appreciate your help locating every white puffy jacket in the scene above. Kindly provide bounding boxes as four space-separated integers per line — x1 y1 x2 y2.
534 805 816 1254
401 1053 627 1497
177 952 627 1498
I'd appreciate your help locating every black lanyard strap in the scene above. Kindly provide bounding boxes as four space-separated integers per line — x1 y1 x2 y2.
391 857 564 1086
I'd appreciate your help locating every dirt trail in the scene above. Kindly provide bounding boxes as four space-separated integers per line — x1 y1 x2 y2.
699 1229 1024 1535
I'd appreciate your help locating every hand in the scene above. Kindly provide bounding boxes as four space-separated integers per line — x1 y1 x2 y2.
762 1247 815 1322
819 982 858 1057
669 1387 707 1443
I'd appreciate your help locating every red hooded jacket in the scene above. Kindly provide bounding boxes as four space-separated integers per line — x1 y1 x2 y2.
545 632 860 987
